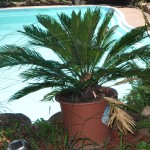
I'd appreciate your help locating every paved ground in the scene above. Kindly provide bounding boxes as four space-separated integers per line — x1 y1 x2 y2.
117 6 150 27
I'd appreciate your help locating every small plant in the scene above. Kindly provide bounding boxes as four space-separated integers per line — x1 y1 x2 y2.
0 117 69 150
121 74 150 131
116 132 133 150
33 118 54 143
136 141 150 150
122 79 150 112
0 125 22 150
0 131 10 149
33 118 67 150
68 133 98 150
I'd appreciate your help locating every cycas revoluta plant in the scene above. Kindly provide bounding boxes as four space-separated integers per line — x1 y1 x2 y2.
0 8 150 134
0 8 150 102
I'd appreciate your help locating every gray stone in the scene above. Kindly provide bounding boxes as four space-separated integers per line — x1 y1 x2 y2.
146 5 150 15
25 0 36 6
48 111 63 127
139 2 147 9
138 128 150 137
0 113 31 129
142 106 150 119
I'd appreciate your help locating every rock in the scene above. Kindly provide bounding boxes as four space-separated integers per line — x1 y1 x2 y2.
13 2 26 7
0 113 31 129
139 2 147 9
0 1 16 8
146 5 150 15
48 112 63 127
138 128 150 137
142 106 150 119
25 0 36 6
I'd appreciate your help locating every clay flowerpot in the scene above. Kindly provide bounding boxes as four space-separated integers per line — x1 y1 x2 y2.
56 98 110 149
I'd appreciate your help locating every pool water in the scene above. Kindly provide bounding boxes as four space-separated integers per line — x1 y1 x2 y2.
0 5 147 121
0 6 131 46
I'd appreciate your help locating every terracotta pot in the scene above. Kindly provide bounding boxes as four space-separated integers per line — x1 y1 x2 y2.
56 98 110 149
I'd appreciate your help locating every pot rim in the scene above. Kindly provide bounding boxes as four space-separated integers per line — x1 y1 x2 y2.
56 98 107 106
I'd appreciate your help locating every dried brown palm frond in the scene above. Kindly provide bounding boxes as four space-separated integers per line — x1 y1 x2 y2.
104 97 136 134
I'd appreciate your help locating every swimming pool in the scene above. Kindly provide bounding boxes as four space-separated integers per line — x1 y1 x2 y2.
0 5 132 46
0 5 147 121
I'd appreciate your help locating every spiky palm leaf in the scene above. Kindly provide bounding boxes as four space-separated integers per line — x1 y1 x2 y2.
0 8 150 101
136 119 150 129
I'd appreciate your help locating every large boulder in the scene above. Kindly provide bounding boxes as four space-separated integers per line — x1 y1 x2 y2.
142 106 150 119
0 113 31 129
48 112 63 128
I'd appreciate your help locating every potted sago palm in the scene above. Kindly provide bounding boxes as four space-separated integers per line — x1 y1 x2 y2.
0 8 150 149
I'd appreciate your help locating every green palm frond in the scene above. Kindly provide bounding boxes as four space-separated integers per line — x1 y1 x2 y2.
123 76 150 112
96 9 114 44
42 90 61 101
136 119 150 129
9 82 59 100
106 26 147 61
0 45 45 67
20 67 81 87
0 45 78 79
94 65 150 85
100 25 118 50
21 25 70 63
109 45 150 68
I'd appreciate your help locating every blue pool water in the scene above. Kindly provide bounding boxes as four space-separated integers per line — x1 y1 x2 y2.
0 5 131 46
0 5 148 121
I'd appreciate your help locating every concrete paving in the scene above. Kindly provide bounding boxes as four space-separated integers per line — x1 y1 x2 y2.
117 7 150 27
